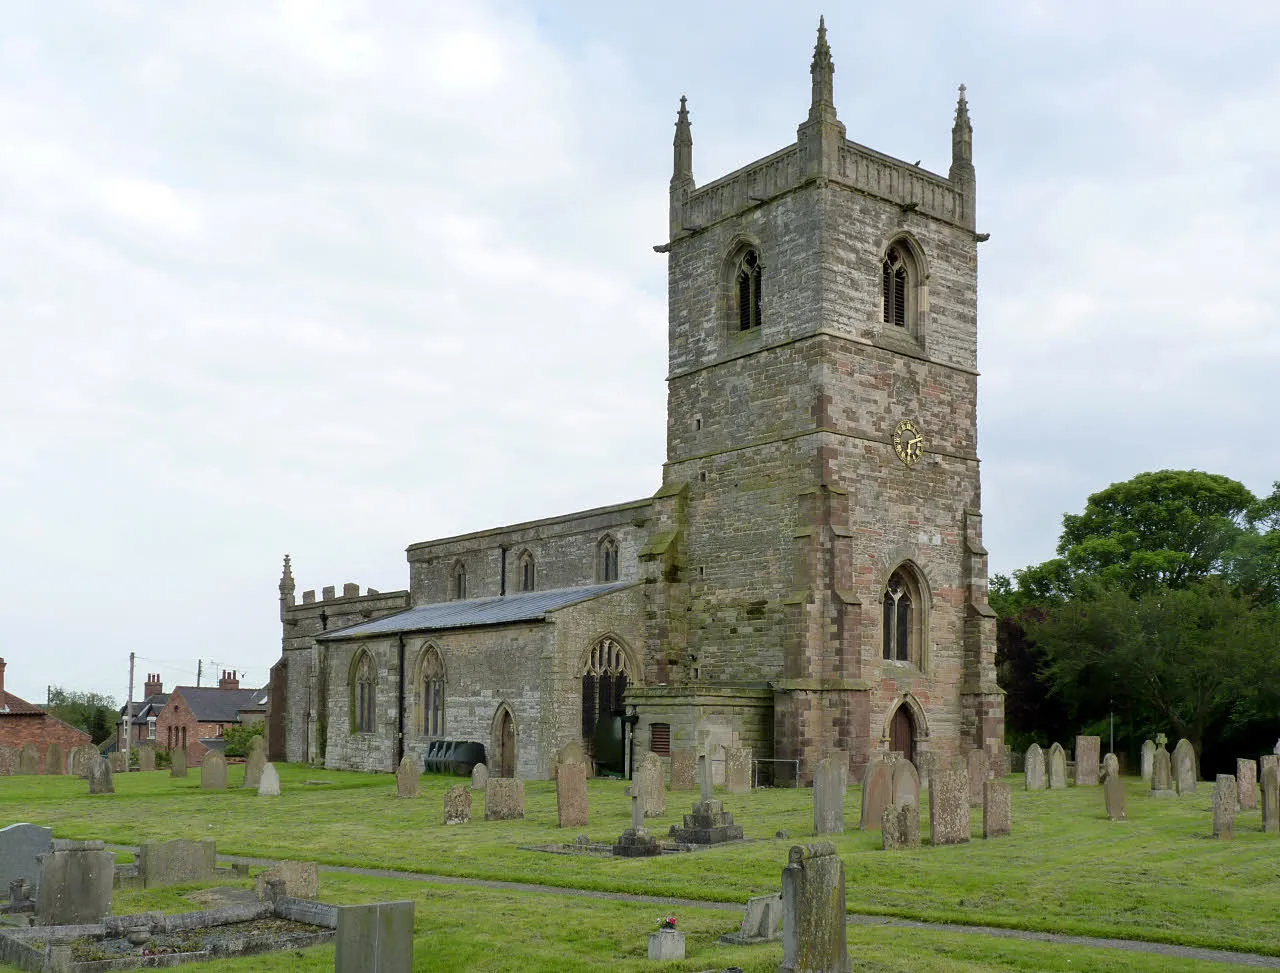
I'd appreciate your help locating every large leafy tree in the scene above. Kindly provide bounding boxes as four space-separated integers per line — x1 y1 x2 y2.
46 687 118 744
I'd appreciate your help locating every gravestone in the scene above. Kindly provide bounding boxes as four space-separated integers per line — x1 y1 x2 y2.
71 744 97 778
137 745 156 772
669 753 744 845
556 760 589 827
1047 743 1067 789
890 759 920 808
335 900 414 973
201 751 228 790
45 743 66 775
824 749 850 792
0 744 17 775
725 746 753 793
395 755 420 799
813 756 845 835
444 785 472 825
258 762 281 796
648 928 686 961
244 738 267 789
721 892 783 944
982 780 1011 838
1213 775 1237 839
470 762 488 790
255 860 319 900
858 757 892 831
0 824 52 895
557 741 586 769
929 768 970 846
137 839 217 888
1024 744 1046 791
37 845 115 925
1104 772 1126 821
1075 735 1101 786
780 842 849 973
170 745 188 778
1261 765 1279 833
484 778 524 821
881 802 920 850
18 744 39 774
1141 739 1155 782
1237 758 1258 811
1151 734 1174 796
108 750 127 773
966 749 989 807
88 756 114 794
633 752 666 817
1261 754 1278 785
614 794 661 856
669 749 697 791
1101 753 1120 780
1173 738 1197 795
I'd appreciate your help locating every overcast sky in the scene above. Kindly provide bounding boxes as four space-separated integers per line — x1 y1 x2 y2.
2 2 1276 705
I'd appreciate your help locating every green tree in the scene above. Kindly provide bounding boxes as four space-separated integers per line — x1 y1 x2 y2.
46 687 119 745
222 721 264 758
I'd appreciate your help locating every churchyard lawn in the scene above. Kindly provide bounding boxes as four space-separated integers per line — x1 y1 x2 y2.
2 764 1276 970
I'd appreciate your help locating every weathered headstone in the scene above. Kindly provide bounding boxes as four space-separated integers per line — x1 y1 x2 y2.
1101 752 1120 780
1261 753 1278 786
1173 739 1197 794
88 756 114 794
881 802 920 850
258 762 281 796
966 749 989 807
648 927 686 961
1074 735 1101 786
725 746 753 793
18 744 39 774
137 745 156 772
470 762 488 790
1047 743 1067 789
1024 744 1046 791
0 744 17 776
254 860 319 900
1213 775 1237 839
780 842 848 973
36 845 115 925
108 750 127 773
395 755 420 799
1104 772 1126 821
335 900 414 973
1237 758 1258 811
1261 765 1279 833
137 839 217 888
45 743 66 775
244 738 267 789
982 780 1011 838
929 767 970 846
0 824 52 894
556 760 589 827
633 752 666 817
669 749 697 791
71 744 96 778
484 778 524 821
722 892 783 944
201 751 228 790
859 757 892 832
557 741 587 769
170 745 188 778
1140 739 1155 782
890 759 920 808
1151 734 1174 795
813 757 845 835
444 784 472 825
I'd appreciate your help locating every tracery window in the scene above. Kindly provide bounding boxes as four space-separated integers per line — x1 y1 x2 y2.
882 567 923 665
518 551 535 593
597 536 619 583
352 652 376 733
451 562 467 601
418 645 445 738
581 637 629 747
735 249 763 331
882 246 909 327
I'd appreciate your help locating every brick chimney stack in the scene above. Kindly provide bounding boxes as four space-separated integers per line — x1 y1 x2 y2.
218 670 239 691
0 657 6 698
144 673 162 698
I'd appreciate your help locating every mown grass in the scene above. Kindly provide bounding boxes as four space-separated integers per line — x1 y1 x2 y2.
2 764 1276 968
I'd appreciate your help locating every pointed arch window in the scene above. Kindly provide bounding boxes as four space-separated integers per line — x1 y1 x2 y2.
351 652 376 733
882 567 924 665
597 536 619 583
735 249 763 331
518 551 535 592
582 637 629 751
882 246 910 327
451 562 467 601
418 646 445 738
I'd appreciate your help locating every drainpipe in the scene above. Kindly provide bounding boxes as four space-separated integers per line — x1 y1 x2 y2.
396 634 406 770
499 545 509 596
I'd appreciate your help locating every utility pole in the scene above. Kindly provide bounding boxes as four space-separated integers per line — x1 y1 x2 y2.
124 652 135 772
197 660 202 687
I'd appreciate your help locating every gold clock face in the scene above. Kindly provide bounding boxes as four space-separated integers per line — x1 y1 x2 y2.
893 419 924 467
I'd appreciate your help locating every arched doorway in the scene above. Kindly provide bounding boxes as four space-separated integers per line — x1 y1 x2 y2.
889 705 916 765
581 636 630 771
492 706 516 778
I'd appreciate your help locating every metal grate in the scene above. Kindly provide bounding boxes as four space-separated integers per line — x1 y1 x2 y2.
650 722 671 756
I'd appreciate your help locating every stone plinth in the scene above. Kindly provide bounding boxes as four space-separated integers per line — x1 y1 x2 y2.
780 842 849 973
648 929 685 960
669 799 743 845
612 829 661 857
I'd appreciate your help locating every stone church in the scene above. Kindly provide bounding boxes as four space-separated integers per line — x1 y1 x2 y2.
268 21 1004 785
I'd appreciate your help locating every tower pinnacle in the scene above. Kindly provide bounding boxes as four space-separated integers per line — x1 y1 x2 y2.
949 84 976 228
672 94 693 186
279 554 295 607
809 16 835 119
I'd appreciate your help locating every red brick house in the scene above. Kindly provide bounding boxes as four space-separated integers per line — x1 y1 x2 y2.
0 658 92 771
153 671 266 762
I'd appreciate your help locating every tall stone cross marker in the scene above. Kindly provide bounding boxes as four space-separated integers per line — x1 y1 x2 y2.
699 754 712 803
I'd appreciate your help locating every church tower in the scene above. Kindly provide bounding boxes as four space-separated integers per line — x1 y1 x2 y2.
647 19 1003 782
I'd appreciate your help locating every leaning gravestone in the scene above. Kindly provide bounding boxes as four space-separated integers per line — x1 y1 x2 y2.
201 751 228 790
929 767 970 846
484 778 524 821
244 738 267 789
1141 739 1155 782
1261 765 1279 833
882 802 920 850
556 760 589 828
335 900 414 973
395 755 420 799
633 752 666 818
0 823 52 895
18 744 39 775
470 762 488 790
170 745 188 778
670 749 697 791
45 743 66 775
138 838 217 888
444 785 472 825
255 860 319 900
88 756 114 794
37 844 116 925
859 757 892 832
1101 753 1120 780
1173 738 1197 795
137 744 156 772
813 757 845 835
722 892 783 945
1104 773 1126 821
258 762 281 796
780 843 848 973
725 747 753 793
1047 743 1067 789
1075 735 1101 786
982 780 1011 838
1237 758 1258 811
1213 775 1237 839
966 749 989 807
890 759 920 809
1024 744 1046 791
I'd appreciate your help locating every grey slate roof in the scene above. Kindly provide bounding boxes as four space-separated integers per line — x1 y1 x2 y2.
317 582 635 641
173 687 264 723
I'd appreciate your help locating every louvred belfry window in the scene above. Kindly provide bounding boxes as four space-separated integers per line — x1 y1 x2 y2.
736 249 763 331
882 247 907 327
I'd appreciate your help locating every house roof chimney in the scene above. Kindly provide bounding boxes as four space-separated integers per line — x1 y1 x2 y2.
144 673 163 698
218 670 239 691
0 657 5 698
